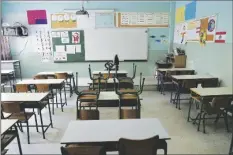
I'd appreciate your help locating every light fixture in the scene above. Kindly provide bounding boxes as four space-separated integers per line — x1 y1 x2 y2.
76 1 89 17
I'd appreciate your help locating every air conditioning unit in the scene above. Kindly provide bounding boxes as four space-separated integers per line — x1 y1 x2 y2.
2 25 28 36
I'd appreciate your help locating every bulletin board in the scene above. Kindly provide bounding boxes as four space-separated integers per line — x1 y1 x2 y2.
51 30 85 62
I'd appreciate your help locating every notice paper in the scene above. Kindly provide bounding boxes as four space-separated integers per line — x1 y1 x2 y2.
55 45 65 53
61 37 70 43
54 52 67 61
66 45 76 54
75 44 81 53
61 31 69 38
51 32 60 38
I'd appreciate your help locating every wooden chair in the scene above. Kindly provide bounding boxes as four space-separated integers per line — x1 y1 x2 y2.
114 73 145 119
173 79 197 110
1 102 38 144
196 97 232 133
76 72 101 120
118 135 167 155
116 63 136 89
55 72 73 97
33 75 47 79
61 146 106 155
158 71 176 95
15 84 30 92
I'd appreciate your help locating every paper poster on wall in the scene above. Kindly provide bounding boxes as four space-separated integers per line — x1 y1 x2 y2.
51 13 76 29
207 16 216 36
72 32 80 44
186 20 200 41
51 32 60 38
66 45 76 54
200 15 217 42
175 6 185 23
54 52 67 61
180 22 187 44
199 29 207 46
185 1 196 21
215 31 226 43
34 28 52 53
61 31 69 38
41 50 53 62
75 45 82 53
27 10 47 25
61 38 70 44
55 45 65 53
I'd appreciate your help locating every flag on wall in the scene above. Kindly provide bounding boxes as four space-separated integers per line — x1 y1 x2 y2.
215 31 226 43
27 10 47 25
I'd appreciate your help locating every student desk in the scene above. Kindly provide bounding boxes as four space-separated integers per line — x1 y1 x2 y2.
1 70 15 91
1 60 22 80
17 79 67 112
37 71 75 96
97 91 142 107
88 78 119 91
171 75 218 81
1 93 53 139
157 68 194 73
92 70 128 78
188 87 233 122
1 119 22 155
61 118 170 152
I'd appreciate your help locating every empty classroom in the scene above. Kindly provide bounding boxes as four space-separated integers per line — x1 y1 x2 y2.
1 1 233 155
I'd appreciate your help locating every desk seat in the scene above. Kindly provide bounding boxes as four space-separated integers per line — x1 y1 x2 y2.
120 94 138 100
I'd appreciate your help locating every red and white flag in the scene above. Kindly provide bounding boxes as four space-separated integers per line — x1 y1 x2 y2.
215 31 226 43
196 27 200 34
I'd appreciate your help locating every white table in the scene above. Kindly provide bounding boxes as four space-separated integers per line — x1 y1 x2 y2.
17 79 64 85
93 70 128 75
171 74 217 80
98 91 119 100
1 60 22 80
1 69 15 75
61 118 170 145
1 119 23 155
37 71 73 76
1 93 49 102
191 87 233 97
88 78 119 84
157 68 194 72
1 93 53 138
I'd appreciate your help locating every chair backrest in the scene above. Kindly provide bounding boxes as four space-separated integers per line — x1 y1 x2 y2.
55 73 68 79
202 79 219 88
1 102 22 113
15 84 29 92
79 110 100 120
61 146 106 155
118 135 160 155
210 97 232 109
36 84 50 92
33 75 47 79
182 80 197 89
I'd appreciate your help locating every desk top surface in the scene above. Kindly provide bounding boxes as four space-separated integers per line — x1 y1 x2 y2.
93 70 128 74
17 79 64 84
1 60 19 63
172 74 217 80
61 118 170 144
190 87 233 97
157 68 194 72
1 119 18 134
1 69 14 74
88 78 119 84
1 93 49 102
37 71 73 75
98 91 142 100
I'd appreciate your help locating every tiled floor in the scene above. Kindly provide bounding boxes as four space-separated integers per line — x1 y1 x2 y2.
5 89 232 154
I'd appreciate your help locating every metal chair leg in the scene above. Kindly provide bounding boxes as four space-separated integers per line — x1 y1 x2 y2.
15 125 23 155
187 98 193 122
223 111 229 132
34 114 39 132
203 113 207 133
39 110 45 139
26 121 30 144
197 112 203 131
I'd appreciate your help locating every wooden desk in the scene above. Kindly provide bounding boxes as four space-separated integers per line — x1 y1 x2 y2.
61 118 170 151
93 70 127 78
157 68 194 73
37 71 73 75
17 79 64 85
1 93 53 139
171 75 217 81
1 119 22 155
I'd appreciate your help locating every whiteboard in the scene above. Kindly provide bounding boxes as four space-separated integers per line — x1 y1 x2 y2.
84 28 148 61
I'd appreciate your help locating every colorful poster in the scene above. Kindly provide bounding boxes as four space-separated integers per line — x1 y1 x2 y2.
27 10 47 25
186 20 200 41
200 15 217 42
175 6 185 23
215 31 226 43
185 1 196 21
72 32 80 44
199 29 207 46
51 13 76 29
180 22 187 44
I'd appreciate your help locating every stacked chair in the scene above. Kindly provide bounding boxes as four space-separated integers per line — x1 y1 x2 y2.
88 64 110 91
76 72 101 120
115 63 136 89
114 72 145 119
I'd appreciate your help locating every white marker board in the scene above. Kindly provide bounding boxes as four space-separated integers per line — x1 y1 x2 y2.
84 28 148 61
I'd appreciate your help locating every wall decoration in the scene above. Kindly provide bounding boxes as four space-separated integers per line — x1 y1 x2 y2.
199 29 207 46
180 23 187 44
185 1 196 20
27 10 47 25
72 32 80 44
155 39 161 43
215 31 226 43
186 20 200 41
51 13 76 29
175 6 185 23
207 16 216 35
150 35 156 38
